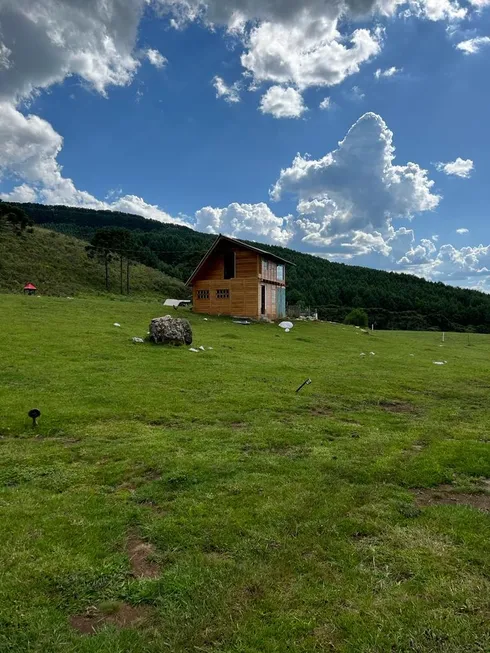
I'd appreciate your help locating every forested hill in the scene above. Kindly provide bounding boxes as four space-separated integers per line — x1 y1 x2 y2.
12 201 490 332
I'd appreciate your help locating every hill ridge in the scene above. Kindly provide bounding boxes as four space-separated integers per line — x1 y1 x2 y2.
7 201 490 332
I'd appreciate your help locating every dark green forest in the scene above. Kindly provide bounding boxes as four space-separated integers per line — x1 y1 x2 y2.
10 201 490 332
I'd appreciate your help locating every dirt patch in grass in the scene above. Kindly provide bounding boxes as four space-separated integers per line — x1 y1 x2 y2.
70 603 149 635
127 533 160 579
312 624 339 650
412 485 490 512
147 417 183 428
131 497 168 515
231 422 248 429
379 400 416 414
63 438 81 447
118 467 161 492
309 406 334 417
242 583 264 599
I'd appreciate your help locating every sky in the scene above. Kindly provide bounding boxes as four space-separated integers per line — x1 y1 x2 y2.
1 0 490 290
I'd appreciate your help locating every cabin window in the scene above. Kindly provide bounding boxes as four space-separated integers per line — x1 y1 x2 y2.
224 251 236 279
216 289 230 299
197 290 210 300
261 258 270 277
277 265 285 281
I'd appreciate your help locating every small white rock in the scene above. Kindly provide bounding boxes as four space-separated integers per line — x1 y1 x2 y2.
199 346 205 351
208 347 213 350
113 323 121 327
132 337 144 344
360 353 366 357
370 352 375 356
189 348 199 353
433 361 445 365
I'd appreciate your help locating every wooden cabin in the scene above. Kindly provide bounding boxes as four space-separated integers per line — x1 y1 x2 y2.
187 235 293 320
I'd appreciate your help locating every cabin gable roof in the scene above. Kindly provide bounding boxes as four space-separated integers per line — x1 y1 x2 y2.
186 234 294 286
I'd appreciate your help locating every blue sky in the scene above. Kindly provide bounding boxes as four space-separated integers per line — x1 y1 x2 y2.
1 0 490 289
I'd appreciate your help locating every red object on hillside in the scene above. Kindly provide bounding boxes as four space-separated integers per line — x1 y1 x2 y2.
24 283 37 295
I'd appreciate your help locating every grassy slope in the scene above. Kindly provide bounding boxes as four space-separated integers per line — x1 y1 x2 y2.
0 295 489 652
0 226 188 298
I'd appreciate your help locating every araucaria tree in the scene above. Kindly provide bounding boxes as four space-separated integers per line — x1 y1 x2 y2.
86 229 116 291
86 227 135 293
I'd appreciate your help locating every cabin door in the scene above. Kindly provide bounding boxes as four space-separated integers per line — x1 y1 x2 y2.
261 284 266 315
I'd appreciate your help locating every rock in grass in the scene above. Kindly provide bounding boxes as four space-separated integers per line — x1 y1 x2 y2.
150 315 193 346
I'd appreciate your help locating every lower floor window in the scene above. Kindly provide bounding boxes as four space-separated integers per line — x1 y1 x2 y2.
197 290 209 300
216 289 230 299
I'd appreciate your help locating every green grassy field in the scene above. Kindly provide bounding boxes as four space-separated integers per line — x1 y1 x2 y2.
0 294 489 653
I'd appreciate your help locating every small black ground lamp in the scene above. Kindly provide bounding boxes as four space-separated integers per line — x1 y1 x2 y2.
28 408 41 427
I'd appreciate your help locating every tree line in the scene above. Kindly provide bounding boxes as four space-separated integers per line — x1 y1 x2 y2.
0 202 32 235
7 201 490 332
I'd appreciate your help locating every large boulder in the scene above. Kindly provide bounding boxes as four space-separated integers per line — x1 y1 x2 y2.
149 315 193 346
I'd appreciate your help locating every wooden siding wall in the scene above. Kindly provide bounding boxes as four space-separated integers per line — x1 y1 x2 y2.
193 247 260 317
197 247 258 281
193 279 259 317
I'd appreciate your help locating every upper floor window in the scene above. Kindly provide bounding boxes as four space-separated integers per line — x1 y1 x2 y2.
224 251 236 279
277 265 285 281
262 258 275 277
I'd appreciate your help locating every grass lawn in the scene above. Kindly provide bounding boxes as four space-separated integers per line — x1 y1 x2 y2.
0 294 489 652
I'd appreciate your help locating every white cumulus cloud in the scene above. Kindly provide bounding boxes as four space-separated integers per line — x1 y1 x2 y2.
242 20 382 91
146 48 168 68
405 0 466 21
374 66 402 79
456 228 469 234
194 202 293 246
271 112 440 257
259 86 307 119
436 157 474 178
0 0 146 103
212 76 242 104
0 183 39 203
319 97 332 110
456 36 490 54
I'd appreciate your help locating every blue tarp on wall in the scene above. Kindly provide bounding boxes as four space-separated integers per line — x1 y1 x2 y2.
277 287 286 318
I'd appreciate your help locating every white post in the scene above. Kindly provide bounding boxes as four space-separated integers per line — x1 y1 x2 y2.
371 324 374 331
442 332 445 343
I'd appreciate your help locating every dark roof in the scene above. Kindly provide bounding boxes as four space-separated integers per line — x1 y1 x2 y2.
186 234 294 286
